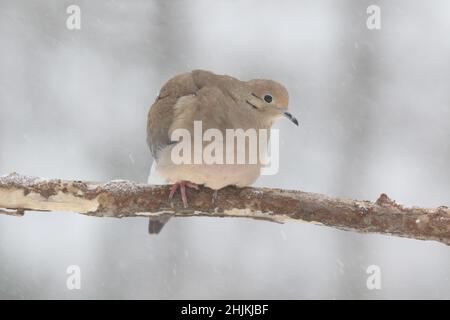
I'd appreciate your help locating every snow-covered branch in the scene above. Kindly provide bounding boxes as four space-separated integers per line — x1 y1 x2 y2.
0 173 449 245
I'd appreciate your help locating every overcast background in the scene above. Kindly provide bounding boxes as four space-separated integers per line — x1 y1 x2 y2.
0 0 449 299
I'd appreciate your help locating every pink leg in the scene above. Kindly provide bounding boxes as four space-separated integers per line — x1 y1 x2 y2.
168 181 199 208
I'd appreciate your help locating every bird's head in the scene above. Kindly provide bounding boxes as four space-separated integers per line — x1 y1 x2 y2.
245 79 298 126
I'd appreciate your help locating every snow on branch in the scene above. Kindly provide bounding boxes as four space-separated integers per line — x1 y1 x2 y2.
0 173 449 245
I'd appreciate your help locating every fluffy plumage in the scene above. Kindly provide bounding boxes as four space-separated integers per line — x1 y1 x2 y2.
146 70 294 233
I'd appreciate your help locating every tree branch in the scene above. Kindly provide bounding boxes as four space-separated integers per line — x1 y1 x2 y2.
0 173 449 245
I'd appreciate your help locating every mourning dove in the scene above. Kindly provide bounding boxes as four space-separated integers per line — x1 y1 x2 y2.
146 70 298 233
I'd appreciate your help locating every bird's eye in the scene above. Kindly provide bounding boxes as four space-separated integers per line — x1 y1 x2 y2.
264 94 273 103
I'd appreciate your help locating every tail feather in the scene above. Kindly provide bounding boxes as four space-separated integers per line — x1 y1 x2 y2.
148 215 171 234
147 161 171 234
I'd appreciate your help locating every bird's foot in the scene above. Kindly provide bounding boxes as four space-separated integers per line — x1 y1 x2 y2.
169 181 199 208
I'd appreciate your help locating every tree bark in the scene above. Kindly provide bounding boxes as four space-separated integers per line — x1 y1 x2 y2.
0 172 449 245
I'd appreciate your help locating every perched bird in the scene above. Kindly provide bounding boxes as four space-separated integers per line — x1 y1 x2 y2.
147 70 298 234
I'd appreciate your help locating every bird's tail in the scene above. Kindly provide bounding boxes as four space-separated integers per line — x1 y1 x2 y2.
148 214 171 234
147 161 171 234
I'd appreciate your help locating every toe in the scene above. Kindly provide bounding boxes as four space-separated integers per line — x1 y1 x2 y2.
168 183 179 200
180 183 188 208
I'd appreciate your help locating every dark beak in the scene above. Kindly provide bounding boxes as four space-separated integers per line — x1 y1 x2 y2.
279 109 299 126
